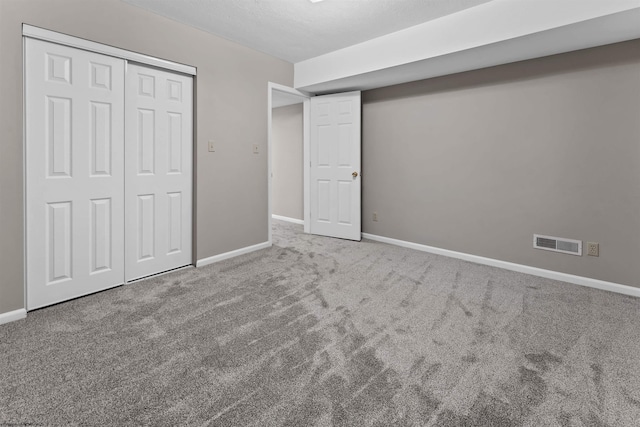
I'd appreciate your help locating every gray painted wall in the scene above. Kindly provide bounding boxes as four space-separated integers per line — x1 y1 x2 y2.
0 0 293 315
272 105 304 220
362 39 640 287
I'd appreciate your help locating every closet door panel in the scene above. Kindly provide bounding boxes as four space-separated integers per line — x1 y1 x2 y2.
125 64 193 281
26 39 125 310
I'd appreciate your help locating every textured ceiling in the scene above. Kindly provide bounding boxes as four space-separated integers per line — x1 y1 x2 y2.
121 0 492 63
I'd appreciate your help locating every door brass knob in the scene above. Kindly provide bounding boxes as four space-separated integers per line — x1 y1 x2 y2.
352 171 359 178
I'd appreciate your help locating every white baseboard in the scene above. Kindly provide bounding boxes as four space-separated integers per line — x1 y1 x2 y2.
196 241 271 268
362 233 640 298
272 214 304 225
0 308 27 326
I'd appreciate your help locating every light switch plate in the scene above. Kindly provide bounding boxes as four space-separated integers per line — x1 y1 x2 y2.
208 140 215 152
253 144 259 154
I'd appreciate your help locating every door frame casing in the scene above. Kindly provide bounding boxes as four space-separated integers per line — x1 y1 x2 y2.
22 25 197 311
267 82 311 244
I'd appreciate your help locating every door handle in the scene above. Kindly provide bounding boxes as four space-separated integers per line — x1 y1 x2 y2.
352 171 359 178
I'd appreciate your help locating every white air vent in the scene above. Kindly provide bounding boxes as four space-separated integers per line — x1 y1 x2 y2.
533 234 582 256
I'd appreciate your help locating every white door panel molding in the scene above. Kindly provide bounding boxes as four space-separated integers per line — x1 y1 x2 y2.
125 64 193 281
26 39 126 309
309 91 361 241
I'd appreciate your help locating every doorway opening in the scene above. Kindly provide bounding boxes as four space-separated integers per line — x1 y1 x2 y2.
267 83 362 244
267 83 310 245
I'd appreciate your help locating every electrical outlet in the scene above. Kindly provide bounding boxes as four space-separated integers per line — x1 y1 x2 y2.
208 140 215 152
587 242 599 257
372 212 378 222
252 144 259 154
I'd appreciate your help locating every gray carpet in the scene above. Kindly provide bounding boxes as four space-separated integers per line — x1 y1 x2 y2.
2 220 640 426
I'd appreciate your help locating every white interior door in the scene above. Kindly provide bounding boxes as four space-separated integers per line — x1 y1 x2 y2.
26 39 125 310
125 64 193 281
309 91 361 241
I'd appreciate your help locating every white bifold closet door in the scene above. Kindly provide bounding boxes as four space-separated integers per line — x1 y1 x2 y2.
26 39 193 310
26 39 126 310
124 64 192 281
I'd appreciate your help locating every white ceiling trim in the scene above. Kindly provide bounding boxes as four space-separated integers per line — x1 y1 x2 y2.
294 0 640 94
